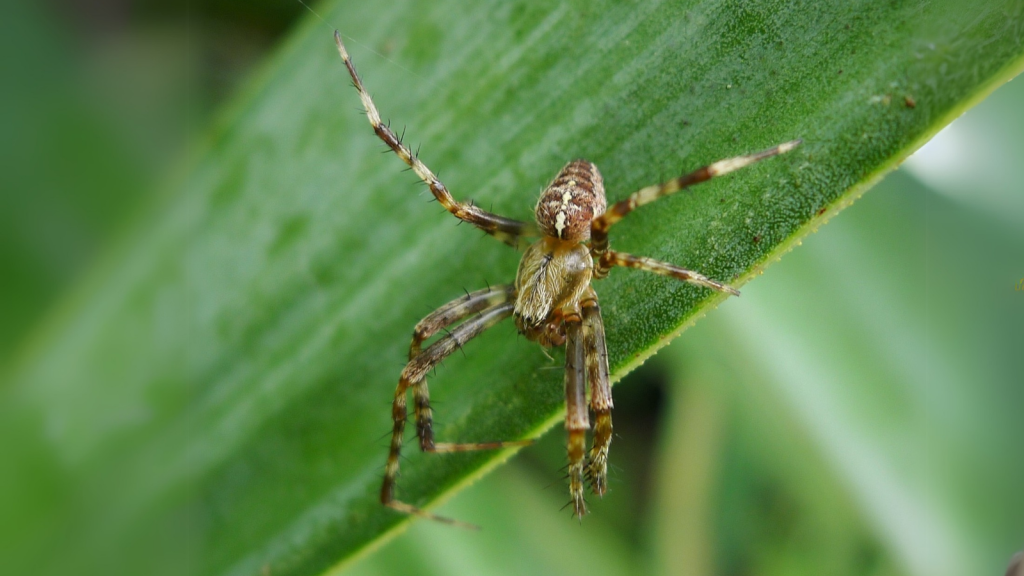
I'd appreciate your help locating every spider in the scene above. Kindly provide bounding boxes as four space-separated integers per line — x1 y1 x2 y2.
333 31 799 525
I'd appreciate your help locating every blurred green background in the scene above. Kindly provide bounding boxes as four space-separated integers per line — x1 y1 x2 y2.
1 1 1021 575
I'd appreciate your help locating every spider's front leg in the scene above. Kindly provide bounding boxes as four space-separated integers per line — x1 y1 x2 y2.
563 310 589 518
408 285 516 361
581 289 612 497
333 31 537 247
383 290 532 527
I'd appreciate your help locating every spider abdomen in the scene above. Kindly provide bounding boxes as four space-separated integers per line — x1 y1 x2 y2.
535 160 606 242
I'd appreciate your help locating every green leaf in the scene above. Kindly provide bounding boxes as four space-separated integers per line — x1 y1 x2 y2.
654 166 1024 576
3 1 1021 575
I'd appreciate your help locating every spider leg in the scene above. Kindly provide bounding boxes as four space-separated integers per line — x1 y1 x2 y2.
382 300 531 527
581 289 612 497
590 140 801 276
564 310 589 518
333 31 537 247
409 285 515 360
601 250 740 296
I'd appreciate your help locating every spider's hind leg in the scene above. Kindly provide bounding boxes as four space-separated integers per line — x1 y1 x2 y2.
590 140 801 276
333 31 537 247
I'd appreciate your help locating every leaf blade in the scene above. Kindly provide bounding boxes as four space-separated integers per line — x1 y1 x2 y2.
4 1 1023 575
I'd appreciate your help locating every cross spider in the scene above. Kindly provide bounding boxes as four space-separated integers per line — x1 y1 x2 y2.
333 31 799 525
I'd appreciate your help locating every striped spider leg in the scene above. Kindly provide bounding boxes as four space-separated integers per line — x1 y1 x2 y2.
333 30 799 525
383 285 533 528
572 141 801 502
589 140 802 280
333 31 536 248
334 33 537 526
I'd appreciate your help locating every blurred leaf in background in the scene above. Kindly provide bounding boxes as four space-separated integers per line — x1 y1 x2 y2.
1 1 1022 576
0 0 305 367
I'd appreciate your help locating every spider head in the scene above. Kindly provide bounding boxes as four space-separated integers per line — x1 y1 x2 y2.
535 160 606 243
514 313 568 348
537 319 567 348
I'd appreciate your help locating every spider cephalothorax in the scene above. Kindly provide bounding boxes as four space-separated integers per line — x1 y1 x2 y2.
333 31 799 526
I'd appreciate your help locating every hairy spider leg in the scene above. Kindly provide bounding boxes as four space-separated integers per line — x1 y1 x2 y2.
601 251 742 296
590 140 802 277
383 298 532 527
409 285 516 360
563 312 589 518
334 31 536 247
581 290 612 496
